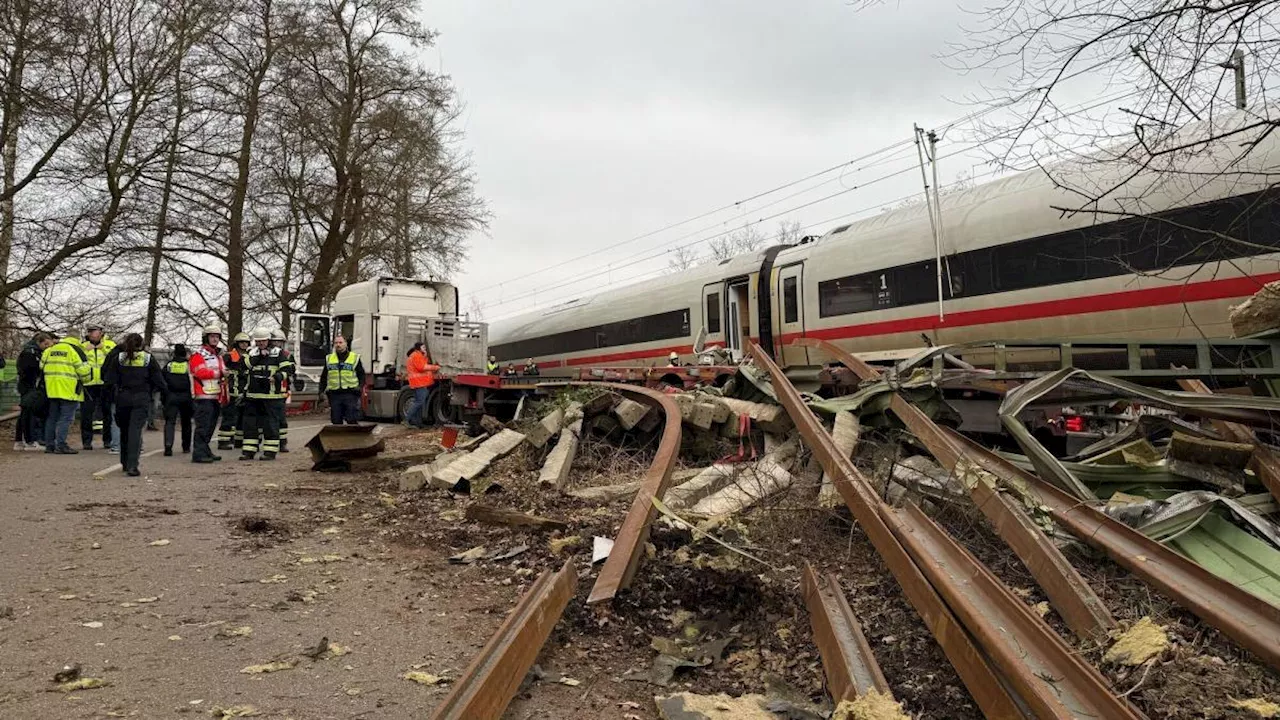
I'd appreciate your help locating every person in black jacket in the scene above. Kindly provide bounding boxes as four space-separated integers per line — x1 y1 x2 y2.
102 333 168 476
14 332 53 451
161 343 194 456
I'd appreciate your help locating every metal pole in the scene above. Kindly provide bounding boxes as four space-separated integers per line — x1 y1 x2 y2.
913 125 944 322
928 130 945 322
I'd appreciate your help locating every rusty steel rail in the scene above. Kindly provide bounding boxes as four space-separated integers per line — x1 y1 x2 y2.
555 382 683 604
802 563 892 704
946 427 1280 673
1177 376 1280 504
796 337 1115 641
429 561 577 720
748 343 1026 719
753 342 1145 719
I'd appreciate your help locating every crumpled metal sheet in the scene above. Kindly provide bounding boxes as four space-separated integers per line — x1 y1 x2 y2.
1104 490 1280 548
998 367 1280 501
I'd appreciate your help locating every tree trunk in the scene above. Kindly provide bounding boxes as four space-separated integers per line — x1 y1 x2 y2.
145 28 188 346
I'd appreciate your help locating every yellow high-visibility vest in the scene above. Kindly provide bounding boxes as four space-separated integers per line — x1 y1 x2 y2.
325 352 360 391
41 337 92 401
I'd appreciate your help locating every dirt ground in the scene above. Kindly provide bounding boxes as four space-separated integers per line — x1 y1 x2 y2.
0 417 643 720
6 408 1280 720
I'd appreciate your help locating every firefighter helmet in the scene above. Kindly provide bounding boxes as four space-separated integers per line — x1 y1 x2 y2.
201 324 222 341
270 328 285 342
251 327 271 341
232 332 251 344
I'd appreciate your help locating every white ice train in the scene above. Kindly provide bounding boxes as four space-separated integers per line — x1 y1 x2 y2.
490 112 1280 372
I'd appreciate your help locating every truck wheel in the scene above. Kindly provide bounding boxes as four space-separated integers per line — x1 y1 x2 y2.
430 388 458 425
396 389 415 424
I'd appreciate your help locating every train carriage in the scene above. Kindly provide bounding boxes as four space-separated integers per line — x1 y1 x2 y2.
491 112 1280 371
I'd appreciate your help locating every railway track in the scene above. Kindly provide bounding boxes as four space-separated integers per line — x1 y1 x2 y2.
750 341 1144 719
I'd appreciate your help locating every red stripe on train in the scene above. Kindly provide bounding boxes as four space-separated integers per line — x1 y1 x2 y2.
536 273 1280 367
781 272 1280 344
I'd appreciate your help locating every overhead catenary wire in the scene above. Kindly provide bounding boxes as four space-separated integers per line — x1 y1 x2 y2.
478 88 1143 316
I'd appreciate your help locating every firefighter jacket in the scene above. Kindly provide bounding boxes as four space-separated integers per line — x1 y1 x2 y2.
103 349 168 409
81 336 116 387
41 336 92 402
321 350 365 394
163 359 192 400
189 344 226 402
223 347 249 397
245 347 294 400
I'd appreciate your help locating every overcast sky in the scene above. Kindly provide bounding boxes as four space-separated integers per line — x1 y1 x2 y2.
419 1 1102 320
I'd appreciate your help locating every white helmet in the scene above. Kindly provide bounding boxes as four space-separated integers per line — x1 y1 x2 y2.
270 328 286 342
202 325 222 343
251 327 271 341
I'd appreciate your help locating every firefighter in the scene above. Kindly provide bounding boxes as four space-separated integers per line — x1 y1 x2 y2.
41 333 93 454
486 355 499 375
189 324 226 463
241 328 290 461
523 358 539 376
162 344 194 456
218 332 251 450
80 324 117 451
269 329 297 452
319 335 365 425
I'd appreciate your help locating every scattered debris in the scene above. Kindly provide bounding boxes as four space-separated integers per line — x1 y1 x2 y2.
464 504 567 530
403 671 450 686
831 691 911 720
592 536 614 564
448 546 488 564
655 692 776 719
540 411 584 489
1104 617 1170 666
549 535 582 555
434 429 526 490
209 706 261 718
148 539 171 546
57 677 108 692
53 664 81 683
1233 698 1280 718
240 661 296 674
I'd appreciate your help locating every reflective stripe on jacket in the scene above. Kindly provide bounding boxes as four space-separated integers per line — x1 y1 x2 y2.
189 345 224 401
245 347 294 399
41 337 91 401
325 352 360 391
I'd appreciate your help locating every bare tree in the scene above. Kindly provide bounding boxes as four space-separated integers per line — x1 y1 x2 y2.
953 0 1280 216
666 244 701 273
708 223 766 260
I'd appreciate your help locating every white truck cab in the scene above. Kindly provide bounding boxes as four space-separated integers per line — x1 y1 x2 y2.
293 277 488 420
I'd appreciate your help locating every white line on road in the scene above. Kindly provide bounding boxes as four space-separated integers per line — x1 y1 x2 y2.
92 448 164 478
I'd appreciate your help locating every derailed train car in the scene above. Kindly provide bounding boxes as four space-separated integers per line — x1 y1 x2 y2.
491 111 1280 372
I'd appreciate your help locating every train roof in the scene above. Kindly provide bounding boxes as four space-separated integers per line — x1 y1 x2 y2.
492 108 1280 344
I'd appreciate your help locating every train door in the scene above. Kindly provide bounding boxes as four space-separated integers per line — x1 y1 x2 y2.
775 263 808 366
726 280 750 360
701 283 726 352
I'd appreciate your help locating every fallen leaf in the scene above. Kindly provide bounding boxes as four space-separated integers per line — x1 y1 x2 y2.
168 635 182 641
81 621 103 629
210 706 260 718
448 546 487 565
321 527 340 535
58 677 108 692
558 677 581 687
58 594 77 600
259 574 287 584
240 661 296 674
1232 698 1280 718
216 626 253 639
403 671 449 686
135 596 160 604
149 539 171 547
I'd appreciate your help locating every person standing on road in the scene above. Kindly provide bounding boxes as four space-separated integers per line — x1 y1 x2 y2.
80 324 117 452
189 325 226 463
269 329 295 452
402 343 440 428
218 332 250 450
15 332 53 451
240 328 288 461
162 344 194 456
319 335 364 425
41 333 92 454
103 333 167 477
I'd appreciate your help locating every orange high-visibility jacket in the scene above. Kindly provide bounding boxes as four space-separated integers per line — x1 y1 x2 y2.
406 350 440 389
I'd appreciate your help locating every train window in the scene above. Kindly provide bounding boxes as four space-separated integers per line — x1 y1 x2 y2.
894 261 937 307
490 308 692 361
819 274 879 317
782 277 798 323
994 234 1086 291
706 293 721 333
